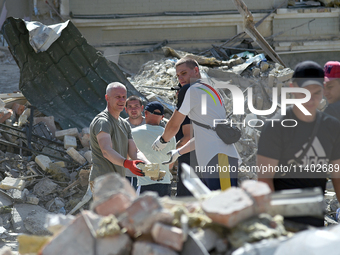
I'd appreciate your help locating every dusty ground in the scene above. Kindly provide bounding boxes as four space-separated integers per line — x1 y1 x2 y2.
0 47 20 94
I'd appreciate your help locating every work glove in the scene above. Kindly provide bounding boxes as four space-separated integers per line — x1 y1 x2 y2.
162 150 181 165
152 136 168 151
123 159 145 176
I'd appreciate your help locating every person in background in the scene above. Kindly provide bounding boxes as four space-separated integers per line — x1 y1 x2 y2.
323 61 340 121
152 57 239 191
132 102 176 196
257 61 340 227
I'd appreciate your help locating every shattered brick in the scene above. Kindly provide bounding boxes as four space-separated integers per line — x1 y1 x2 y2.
201 187 254 228
151 222 184 251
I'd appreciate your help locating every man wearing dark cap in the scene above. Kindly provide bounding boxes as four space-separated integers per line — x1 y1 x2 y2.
324 61 340 121
257 61 340 227
131 101 176 196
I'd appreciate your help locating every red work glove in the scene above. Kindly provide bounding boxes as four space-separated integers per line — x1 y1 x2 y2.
123 159 145 176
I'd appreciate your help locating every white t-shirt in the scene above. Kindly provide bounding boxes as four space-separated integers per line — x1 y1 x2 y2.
178 80 240 166
132 124 176 186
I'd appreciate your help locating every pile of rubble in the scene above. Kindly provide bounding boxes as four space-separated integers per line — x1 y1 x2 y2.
0 100 93 252
1 173 337 255
3 174 290 255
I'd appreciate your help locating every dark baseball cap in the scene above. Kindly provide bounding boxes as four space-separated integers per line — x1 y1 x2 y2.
324 61 340 82
145 101 164 115
292 61 324 88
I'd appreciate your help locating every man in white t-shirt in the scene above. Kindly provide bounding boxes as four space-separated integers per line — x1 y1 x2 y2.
132 102 176 196
152 57 239 191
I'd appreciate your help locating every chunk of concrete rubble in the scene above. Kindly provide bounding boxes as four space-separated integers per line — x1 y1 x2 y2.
41 211 132 255
0 190 13 206
55 128 78 139
24 210 52 235
26 194 39 205
47 162 70 182
12 204 49 233
118 192 173 236
151 222 184 251
139 163 160 178
45 214 76 234
0 177 25 190
79 127 90 148
132 242 178 255
192 228 220 252
201 187 254 228
66 147 86 165
33 178 59 197
241 180 271 214
64 135 77 149
35 155 52 171
94 192 134 217
92 173 136 203
84 150 92 163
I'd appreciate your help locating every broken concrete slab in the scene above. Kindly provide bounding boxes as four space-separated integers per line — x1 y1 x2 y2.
201 188 254 228
0 177 25 191
33 178 59 197
132 242 178 255
12 204 49 234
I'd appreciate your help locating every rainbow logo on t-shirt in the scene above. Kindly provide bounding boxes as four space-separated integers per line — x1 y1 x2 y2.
198 83 223 106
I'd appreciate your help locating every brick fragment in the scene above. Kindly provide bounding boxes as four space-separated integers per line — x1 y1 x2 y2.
201 187 254 228
0 177 25 191
66 147 86 165
79 127 90 148
55 128 78 139
12 103 25 115
64 135 77 149
151 222 183 251
118 192 173 236
241 180 271 214
35 155 52 171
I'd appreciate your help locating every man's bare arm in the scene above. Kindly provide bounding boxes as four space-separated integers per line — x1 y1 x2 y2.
176 123 191 149
162 110 186 142
127 139 151 164
330 159 340 203
97 131 125 166
257 155 279 191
